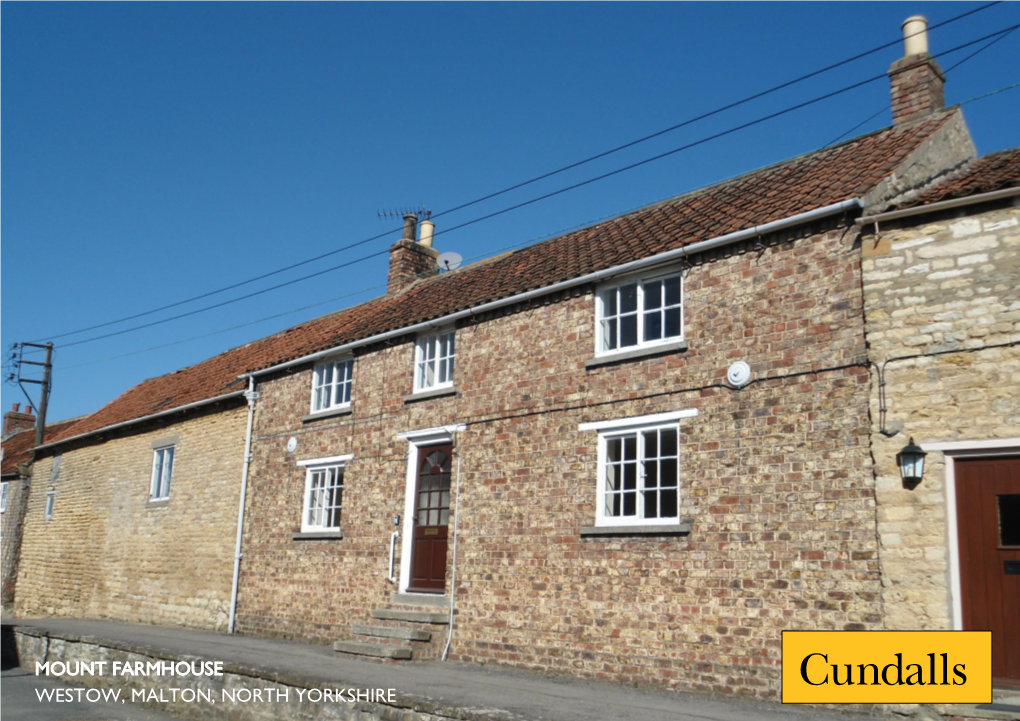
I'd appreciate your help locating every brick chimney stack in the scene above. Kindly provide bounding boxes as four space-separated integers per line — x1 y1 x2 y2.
387 213 440 294
3 403 36 439
889 15 945 125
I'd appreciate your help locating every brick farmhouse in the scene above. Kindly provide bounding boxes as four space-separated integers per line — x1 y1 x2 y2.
8 18 1020 699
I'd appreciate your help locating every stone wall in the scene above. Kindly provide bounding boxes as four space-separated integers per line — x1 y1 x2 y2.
14 404 248 630
236 220 883 698
860 198 1020 630
2 475 30 606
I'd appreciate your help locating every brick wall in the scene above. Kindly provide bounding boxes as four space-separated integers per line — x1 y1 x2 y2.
861 198 1020 630
235 220 882 697
14 404 248 630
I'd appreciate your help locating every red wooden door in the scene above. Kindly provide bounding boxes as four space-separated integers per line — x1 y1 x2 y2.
955 456 1020 686
409 444 451 593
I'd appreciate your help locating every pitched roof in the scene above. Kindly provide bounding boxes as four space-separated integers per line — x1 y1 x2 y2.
43 111 954 448
2 419 81 476
894 146 1020 209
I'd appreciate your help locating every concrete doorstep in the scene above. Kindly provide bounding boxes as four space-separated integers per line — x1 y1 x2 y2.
2 617 885 721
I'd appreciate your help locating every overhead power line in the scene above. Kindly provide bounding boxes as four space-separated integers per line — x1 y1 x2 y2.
30 2 1003 345
54 69 1020 373
51 23 1020 352
55 204 674 370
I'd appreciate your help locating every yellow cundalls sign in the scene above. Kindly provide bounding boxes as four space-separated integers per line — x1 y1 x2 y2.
782 631 992 704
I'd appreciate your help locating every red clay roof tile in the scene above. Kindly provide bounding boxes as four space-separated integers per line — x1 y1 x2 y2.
2 418 82 475
893 146 1020 209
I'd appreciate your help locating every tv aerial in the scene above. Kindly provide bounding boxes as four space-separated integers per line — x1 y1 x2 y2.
377 203 432 220
437 252 463 272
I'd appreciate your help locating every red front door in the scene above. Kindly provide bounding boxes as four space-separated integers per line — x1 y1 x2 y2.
955 456 1020 686
408 444 451 593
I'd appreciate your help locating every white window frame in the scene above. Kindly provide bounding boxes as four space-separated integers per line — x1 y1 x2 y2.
310 357 354 414
580 409 697 528
595 269 684 357
414 328 456 393
1 482 8 513
150 445 175 501
298 454 353 533
44 490 55 520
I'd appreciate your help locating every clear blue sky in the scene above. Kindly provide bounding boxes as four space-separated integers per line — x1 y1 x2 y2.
3 2 1019 424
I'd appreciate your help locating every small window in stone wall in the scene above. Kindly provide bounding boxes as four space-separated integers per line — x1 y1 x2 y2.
44 490 55 520
150 446 175 500
1 482 8 513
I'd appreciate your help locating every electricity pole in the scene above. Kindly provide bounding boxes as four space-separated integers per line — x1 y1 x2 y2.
6 342 54 446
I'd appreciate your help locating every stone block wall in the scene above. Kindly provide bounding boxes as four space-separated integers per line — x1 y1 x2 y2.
1 475 30 606
236 220 883 697
14 405 248 630
860 198 1020 630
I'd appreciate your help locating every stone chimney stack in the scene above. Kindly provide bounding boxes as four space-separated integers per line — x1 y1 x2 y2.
889 15 945 125
387 213 440 294
3 403 36 439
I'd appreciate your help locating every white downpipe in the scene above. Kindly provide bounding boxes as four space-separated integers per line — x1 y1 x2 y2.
442 455 463 661
228 377 259 634
244 199 862 380
388 531 398 583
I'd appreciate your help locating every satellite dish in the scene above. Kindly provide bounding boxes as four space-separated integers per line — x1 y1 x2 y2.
437 251 463 272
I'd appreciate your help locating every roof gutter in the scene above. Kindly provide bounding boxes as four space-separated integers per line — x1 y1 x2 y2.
33 390 246 453
856 186 1020 226
246 198 863 379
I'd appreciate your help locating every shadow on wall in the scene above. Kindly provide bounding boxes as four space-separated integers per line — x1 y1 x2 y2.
1 625 21 670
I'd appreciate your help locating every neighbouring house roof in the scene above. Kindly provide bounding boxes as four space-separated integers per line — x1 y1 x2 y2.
2 419 82 477
42 111 957 450
894 146 1020 209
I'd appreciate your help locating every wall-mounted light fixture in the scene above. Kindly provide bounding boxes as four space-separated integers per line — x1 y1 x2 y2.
896 437 927 489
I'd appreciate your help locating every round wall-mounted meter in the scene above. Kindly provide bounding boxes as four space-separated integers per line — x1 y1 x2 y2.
727 361 751 389
286 437 298 454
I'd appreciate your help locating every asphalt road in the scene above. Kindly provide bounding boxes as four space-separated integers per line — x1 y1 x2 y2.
1 667 186 721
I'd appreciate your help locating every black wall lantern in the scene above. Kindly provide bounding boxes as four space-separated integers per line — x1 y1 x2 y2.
896 437 927 489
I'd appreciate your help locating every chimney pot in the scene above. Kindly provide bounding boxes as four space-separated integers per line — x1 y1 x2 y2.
419 220 435 248
902 15 929 56
403 213 418 242
3 402 37 437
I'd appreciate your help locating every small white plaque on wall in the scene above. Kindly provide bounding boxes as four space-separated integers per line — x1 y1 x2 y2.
727 361 751 388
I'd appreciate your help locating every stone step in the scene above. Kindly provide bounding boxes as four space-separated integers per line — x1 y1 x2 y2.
390 592 451 609
370 608 449 624
352 624 432 642
333 641 412 660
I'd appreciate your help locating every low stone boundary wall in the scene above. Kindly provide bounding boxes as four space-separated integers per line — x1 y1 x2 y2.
9 625 516 721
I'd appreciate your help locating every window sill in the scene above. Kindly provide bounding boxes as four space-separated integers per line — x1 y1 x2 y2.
148 498 171 506
292 531 344 541
580 521 691 537
585 340 689 369
404 386 457 404
302 406 353 423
